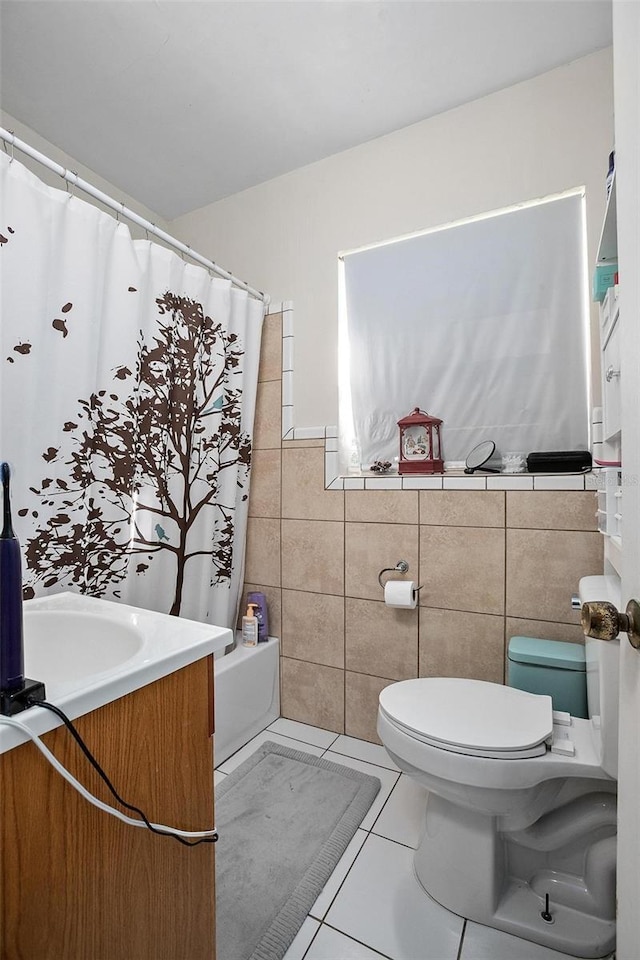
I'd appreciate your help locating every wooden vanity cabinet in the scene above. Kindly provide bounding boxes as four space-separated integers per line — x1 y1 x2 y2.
0 656 216 960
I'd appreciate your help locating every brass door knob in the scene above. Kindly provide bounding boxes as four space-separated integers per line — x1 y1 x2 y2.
581 599 640 649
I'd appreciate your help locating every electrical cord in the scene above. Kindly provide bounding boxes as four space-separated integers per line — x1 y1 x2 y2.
0 702 218 846
33 699 218 847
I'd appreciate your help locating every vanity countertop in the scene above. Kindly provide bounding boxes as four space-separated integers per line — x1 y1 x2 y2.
0 591 232 754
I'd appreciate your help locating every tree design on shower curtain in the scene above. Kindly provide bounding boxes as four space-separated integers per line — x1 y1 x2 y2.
21 291 251 615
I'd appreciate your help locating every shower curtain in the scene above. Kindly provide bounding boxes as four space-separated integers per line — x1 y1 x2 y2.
0 152 264 627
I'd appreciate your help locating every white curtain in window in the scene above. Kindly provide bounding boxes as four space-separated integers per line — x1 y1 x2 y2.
341 192 589 468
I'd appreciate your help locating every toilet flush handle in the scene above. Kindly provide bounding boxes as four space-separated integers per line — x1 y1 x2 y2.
581 599 640 649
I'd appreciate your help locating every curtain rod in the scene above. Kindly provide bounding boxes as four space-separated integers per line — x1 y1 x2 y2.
0 127 269 307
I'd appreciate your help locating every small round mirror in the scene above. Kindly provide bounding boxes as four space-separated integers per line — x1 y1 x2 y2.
464 440 499 474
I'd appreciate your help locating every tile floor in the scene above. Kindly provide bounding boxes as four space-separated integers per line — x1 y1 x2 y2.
214 718 604 960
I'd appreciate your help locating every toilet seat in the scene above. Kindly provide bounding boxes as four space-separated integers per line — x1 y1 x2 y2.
379 678 554 760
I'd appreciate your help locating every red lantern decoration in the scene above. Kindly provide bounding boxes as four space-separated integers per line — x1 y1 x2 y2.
397 407 444 475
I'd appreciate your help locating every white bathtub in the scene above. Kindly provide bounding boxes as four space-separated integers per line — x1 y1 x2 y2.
213 635 280 765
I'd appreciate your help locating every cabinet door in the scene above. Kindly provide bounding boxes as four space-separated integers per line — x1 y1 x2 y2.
0 659 215 960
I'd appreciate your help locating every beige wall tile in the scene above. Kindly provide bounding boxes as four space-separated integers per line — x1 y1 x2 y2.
506 617 585 645
346 490 418 524
506 529 603 623
281 589 344 667
259 311 282 382
281 658 344 733
345 522 418 601
345 598 418 681
418 607 505 683
282 447 344 521
245 517 281 587
261 453 602 740
506 491 598 531
237 583 282 638
345 672 394 744
248 449 281 518
420 490 505 527
419 526 505 615
253 379 282 449
281 519 345 595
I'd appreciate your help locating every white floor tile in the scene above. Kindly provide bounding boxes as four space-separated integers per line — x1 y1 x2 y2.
325 834 464 960
310 829 368 920
268 717 340 750
322 751 400 830
213 769 227 787
283 917 321 960
371 774 427 849
459 922 582 960
329 735 400 771
216 730 325 774
305 924 391 959
214 718 592 960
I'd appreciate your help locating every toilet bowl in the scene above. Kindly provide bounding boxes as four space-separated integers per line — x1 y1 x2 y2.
377 577 619 959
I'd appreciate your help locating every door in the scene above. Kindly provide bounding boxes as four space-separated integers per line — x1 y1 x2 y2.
612 2 640 956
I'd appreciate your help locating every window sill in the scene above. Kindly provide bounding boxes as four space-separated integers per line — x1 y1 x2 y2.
325 467 597 492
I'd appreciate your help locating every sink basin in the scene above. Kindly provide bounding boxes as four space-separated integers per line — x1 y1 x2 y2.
1 591 233 754
24 610 144 685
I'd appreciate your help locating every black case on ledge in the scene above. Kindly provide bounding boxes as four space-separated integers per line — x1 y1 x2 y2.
526 451 592 473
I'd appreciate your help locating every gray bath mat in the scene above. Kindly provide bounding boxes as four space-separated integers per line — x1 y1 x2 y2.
215 739 381 960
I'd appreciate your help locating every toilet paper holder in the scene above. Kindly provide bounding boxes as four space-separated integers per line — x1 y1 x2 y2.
378 560 422 593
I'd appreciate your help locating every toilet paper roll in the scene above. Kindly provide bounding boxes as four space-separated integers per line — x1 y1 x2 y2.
384 580 418 609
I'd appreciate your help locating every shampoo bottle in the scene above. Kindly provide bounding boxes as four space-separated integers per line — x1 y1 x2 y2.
247 591 269 643
242 603 259 647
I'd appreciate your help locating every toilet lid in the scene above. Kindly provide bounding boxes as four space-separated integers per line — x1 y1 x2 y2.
379 678 553 756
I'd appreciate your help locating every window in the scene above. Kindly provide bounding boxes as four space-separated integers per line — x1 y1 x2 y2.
339 190 590 472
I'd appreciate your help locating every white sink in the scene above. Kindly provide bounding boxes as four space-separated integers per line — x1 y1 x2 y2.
1 591 233 754
24 610 144 683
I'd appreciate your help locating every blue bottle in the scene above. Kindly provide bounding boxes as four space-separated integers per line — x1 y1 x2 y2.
0 462 24 693
247 591 269 643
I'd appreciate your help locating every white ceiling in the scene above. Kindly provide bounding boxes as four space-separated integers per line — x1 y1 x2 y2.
0 0 612 220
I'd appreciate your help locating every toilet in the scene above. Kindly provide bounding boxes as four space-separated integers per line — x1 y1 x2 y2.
377 576 619 959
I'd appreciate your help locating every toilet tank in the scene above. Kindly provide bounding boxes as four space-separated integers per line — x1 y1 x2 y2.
507 636 588 718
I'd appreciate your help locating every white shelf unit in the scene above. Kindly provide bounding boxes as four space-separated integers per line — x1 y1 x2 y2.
594 466 622 541
593 169 622 573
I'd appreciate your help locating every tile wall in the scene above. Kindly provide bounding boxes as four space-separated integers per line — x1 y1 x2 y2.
242 311 604 743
